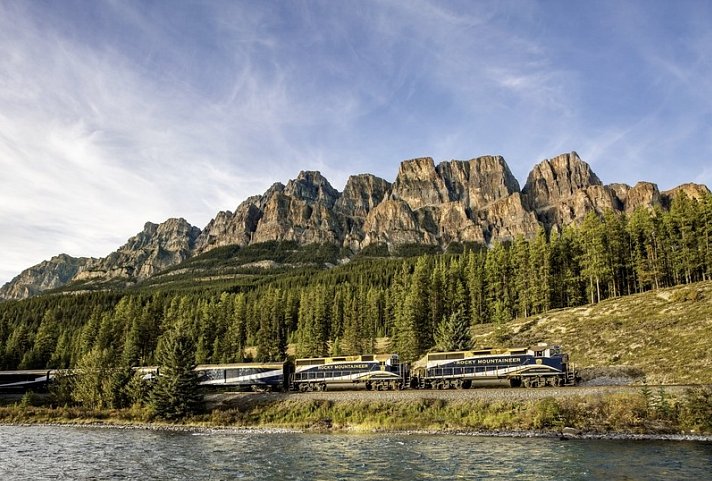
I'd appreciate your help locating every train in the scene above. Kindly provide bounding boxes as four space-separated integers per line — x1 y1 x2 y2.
0 343 576 394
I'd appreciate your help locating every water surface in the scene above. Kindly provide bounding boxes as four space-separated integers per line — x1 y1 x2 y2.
1 426 710 480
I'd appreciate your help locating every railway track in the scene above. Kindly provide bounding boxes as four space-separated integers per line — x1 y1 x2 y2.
205 384 698 409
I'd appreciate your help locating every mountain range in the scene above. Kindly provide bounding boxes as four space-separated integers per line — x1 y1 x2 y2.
2 151 709 301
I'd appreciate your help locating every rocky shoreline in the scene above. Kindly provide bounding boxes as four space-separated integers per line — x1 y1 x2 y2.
2 421 710 443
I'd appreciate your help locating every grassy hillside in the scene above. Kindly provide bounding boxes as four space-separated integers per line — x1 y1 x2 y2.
471 281 712 385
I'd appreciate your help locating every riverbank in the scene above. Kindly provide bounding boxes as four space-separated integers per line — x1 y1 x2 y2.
2 386 710 440
1 421 711 443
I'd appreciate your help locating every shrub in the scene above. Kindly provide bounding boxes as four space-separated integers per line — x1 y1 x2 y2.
679 386 712 433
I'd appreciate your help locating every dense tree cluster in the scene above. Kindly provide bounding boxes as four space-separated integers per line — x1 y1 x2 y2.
0 192 710 372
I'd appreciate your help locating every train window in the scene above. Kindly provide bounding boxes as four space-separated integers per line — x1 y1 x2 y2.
296 359 325 366
535 351 544 357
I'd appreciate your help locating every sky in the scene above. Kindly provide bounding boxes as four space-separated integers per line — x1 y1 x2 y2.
1 0 711 284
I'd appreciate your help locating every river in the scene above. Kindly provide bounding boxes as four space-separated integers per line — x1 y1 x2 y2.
1 426 710 480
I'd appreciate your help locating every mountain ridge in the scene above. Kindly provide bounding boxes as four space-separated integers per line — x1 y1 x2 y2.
2 151 709 301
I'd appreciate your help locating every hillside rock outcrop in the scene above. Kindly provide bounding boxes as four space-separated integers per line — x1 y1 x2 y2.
251 171 343 245
522 152 616 225
0 254 90 300
662 183 711 206
74 218 200 282
608 182 662 212
390 157 450 210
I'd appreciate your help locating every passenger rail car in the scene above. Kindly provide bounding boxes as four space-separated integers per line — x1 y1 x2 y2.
137 362 290 392
409 343 575 389
195 362 289 391
0 370 55 393
292 354 403 391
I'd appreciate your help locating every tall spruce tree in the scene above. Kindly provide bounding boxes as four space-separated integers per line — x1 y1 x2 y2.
150 324 201 420
434 308 471 351
579 212 611 303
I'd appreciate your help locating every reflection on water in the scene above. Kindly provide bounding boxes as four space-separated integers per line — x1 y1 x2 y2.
0 426 710 480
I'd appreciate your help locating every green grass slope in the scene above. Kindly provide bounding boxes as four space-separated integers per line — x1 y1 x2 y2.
471 281 712 385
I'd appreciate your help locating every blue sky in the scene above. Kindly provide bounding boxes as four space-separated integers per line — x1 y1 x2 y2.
1 0 711 284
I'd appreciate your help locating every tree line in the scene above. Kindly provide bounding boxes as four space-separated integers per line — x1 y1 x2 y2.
0 191 710 378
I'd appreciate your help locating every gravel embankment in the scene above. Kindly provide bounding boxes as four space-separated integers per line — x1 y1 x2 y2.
206 384 692 409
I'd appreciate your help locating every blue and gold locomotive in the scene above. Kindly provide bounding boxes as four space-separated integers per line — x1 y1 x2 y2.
409 343 575 389
292 354 403 391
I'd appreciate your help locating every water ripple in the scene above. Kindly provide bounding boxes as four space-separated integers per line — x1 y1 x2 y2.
0 426 710 480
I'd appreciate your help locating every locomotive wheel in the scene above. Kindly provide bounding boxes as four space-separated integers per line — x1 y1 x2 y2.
461 380 472 389
365 382 373 391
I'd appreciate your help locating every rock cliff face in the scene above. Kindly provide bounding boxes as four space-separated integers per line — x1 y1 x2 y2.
608 182 662 212
362 155 539 247
521 151 615 225
661 183 711 206
73 218 200 283
2 151 709 300
0 254 90 300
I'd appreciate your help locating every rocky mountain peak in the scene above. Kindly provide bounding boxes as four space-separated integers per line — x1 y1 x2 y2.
336 174 391 218
520 151 612 225
284 170 339 207
609 182 662 212
663 183 711 202
391 157 449 209
0 254 90 301
73 217 201 283
436 155 521 209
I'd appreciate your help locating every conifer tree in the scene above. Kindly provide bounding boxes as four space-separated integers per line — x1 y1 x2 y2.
485 243 513 322
512 236 532 318
341 291 363 355
702 193 712 280
466 250 488 325
579 212 611 303
429 258 446 333
296 289 327 357
434 308 471 351
150 324 201 420
72 347 130 409
530 229 551 314
29 308 60 368
257 288 288 361
392 257 431 361
225 293 247 362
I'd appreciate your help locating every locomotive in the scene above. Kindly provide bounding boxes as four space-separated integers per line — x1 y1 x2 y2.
408 343 575 389
292 353 403 392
